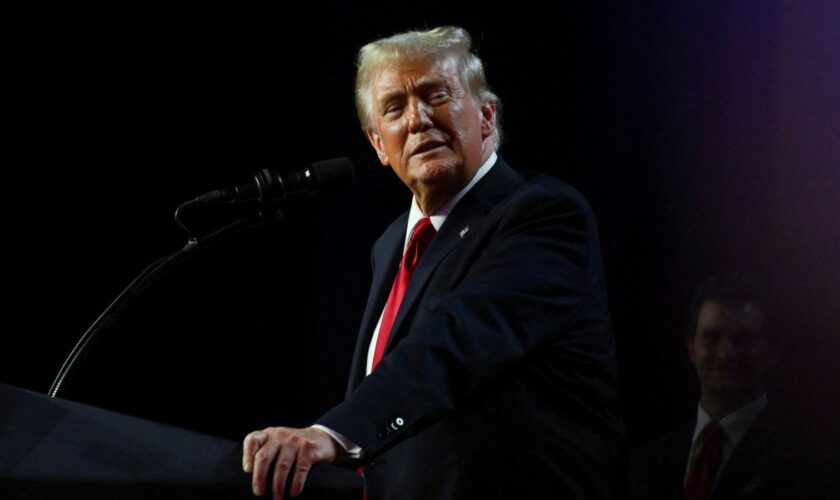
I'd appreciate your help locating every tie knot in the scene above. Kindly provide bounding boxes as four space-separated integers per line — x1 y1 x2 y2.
405 217 436 268
411 217 435 240
702 421 726 445
408 217 436 249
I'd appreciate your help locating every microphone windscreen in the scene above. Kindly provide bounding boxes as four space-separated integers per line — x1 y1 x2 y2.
310 158 355 193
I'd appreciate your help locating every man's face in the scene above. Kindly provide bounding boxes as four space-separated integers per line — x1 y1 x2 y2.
687 300 774 397
366 53 496 208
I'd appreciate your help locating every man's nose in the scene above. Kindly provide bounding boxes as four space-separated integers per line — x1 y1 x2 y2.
407 99 433 133
716 335 741 362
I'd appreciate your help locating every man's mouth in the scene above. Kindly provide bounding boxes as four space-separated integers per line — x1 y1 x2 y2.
711 365 746 375
411 140 446 157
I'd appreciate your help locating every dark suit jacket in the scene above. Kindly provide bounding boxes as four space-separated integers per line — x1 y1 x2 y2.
317 157 624 499
627 407 834 499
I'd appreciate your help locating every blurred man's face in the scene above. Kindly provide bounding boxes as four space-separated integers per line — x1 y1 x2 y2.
688 300 774 398
365 52 496 212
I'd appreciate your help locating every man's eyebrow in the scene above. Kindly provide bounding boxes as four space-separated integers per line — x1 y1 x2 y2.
377 88 404 107
415 75 449 89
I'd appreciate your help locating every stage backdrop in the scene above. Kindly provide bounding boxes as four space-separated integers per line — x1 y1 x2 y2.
5 1 838 445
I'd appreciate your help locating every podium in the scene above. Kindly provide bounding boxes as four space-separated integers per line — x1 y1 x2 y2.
0 384 361 499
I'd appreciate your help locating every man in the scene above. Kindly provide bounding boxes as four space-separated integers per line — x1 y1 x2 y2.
243 26 623 499
628 275 830 499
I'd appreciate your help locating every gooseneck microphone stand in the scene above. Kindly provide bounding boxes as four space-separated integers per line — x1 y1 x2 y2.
46 197 281 399
47 158 354 398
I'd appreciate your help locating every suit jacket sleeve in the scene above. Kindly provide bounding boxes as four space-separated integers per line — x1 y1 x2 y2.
317 174 614 460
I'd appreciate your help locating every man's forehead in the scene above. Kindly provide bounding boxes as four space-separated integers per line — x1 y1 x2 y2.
697 299 766 331
372 54 461 95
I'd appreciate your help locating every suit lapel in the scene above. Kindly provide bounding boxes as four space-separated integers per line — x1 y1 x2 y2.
346 213 406 394
713 412 779 499
382 158 522 355
363 217 406 341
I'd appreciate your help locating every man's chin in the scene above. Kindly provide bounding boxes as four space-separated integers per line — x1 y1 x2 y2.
410 158 463 184
706 379 760 397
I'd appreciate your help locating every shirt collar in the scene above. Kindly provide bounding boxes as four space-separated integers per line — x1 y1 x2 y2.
404 152 497 248
692 392 768 447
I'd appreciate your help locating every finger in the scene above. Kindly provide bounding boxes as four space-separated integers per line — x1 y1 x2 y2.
272 440 299 500
289 441 318 498
243 430 268 473
252 437 280 497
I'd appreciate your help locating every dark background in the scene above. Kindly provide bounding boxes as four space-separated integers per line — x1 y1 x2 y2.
5 1 839 447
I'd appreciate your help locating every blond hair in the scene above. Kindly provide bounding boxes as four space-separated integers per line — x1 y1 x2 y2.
355 26 502 149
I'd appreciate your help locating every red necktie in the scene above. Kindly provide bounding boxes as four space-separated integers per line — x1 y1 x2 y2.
684 421 726 500
371 217 436 370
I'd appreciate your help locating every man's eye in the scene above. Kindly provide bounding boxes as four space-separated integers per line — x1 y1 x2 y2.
384 105 403 115
428 91 449 103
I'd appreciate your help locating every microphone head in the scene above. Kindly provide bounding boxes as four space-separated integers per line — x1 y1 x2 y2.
309 157 355 193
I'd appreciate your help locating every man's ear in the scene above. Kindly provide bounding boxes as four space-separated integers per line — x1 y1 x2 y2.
366 128 390 166
479 101 497 140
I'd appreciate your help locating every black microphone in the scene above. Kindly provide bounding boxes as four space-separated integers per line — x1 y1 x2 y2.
195 157 354 205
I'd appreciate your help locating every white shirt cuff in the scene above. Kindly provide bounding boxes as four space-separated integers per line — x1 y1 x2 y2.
309 424 364 459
